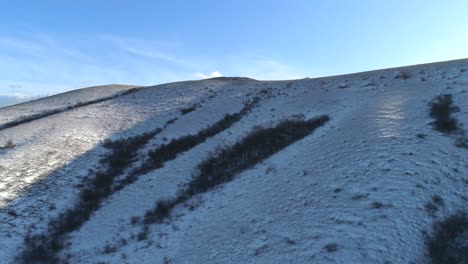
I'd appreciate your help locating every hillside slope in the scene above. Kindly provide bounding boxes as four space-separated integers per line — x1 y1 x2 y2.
0 84 140 129
1 61 468 263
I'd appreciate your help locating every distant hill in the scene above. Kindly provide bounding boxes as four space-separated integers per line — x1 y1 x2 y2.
0 95 40 108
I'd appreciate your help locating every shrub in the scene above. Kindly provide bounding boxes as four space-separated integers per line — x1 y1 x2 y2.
0 139 16 149
395 70 411 80
416 133 427 139
165 117 178 125
180 104 199 115
455 137 468 149
137 226 149 241
5 139 16 148
130 216 141 226
429 94 460 134
425 202 439 215
7 209 18 217
324 243 338 252
103 244 117 254
19 231 61 263
432 195 444 206
144 198 178 224
372 202 384 209
427 212 468 264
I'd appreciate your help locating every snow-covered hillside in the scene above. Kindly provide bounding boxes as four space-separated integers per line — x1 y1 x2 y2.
1 60 467 264
0 84 139 127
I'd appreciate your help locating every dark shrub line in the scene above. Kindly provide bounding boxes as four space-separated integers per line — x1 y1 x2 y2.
180 104 199 115
0 88 141 131
427 212 468 264
18 128 160 263
18 97 259 263
142 115 330 225
113 97 261 190
429 94 460 134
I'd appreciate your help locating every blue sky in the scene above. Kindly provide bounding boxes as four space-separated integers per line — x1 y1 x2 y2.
1 0 468 97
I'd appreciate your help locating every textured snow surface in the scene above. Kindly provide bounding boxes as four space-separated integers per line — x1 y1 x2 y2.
1 61 468 263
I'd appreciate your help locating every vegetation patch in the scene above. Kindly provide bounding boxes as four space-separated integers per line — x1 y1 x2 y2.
429 94 460 134
142 115 329 225
427 212 468 264
429 94 468 149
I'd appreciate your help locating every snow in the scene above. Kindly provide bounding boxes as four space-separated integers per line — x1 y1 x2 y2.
1 60 468 263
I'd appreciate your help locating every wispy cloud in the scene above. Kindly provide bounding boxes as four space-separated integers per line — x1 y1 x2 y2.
0 34 194 96
0 35 94 63
8 84 22 89
101 35 193 68
194 71 223 79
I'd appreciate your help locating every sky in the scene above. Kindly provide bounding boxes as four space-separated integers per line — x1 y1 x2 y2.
1 0 468 98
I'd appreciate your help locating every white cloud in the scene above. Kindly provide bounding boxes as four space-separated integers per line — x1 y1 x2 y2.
237 59 303 80
8 84 22 89
194 71 223 79
12 93 29 99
